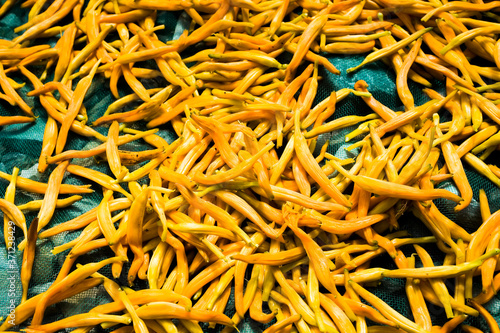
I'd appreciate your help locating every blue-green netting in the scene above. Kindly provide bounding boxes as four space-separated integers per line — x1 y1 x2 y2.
0 5 498 333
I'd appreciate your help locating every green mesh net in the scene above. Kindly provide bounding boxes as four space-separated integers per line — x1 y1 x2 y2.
0 4 498 333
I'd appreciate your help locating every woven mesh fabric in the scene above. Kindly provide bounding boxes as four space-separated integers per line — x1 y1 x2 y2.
0 6 499 333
